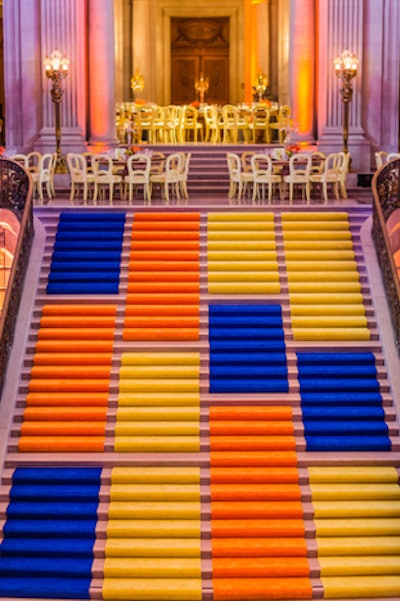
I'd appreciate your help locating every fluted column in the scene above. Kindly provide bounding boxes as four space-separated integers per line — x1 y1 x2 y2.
317 0 369 170
88 0 119 147
288 0 315 143
38 0 87 153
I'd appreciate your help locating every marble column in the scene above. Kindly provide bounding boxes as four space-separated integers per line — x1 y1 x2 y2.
316 0 370 170
38 0 87 153
88 0 119 148
288 0 315 143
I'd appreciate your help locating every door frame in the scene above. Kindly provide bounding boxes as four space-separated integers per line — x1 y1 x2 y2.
155 0 244 106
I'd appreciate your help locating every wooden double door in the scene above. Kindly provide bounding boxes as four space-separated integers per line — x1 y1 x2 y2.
171 17 229 106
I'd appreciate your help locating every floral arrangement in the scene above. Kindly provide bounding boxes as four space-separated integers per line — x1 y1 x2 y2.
125 145 143 156
285 144 301 157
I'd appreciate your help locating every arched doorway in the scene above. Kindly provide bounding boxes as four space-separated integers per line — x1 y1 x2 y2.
170 18 229 105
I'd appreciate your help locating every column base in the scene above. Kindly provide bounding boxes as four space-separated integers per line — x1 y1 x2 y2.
317 128 371 172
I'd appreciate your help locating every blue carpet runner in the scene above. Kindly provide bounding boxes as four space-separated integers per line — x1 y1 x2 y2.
297 351 391 452
47 212 125 294
0 467 101 599
208 304 288 393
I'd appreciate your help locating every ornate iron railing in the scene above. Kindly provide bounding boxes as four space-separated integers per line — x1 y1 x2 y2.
372 157 400 353
0 158 34 393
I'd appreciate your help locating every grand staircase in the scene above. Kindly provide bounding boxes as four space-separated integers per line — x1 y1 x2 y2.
1 203 400 601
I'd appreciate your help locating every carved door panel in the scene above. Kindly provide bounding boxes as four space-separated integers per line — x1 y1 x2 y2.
171 18 229 106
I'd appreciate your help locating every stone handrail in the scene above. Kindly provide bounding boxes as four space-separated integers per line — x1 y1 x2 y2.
0 158 34 393
371 157 400 352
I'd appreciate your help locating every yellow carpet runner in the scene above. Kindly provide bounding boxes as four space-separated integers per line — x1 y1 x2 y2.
282 212 370 340
207 212 280 294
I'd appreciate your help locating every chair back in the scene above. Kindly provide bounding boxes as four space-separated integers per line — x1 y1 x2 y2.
375 150 389 169
251 153 274 177
226 152 241 180
251 104 270 126
180 105 198 128
92 154 114 180
222 104 238 126
27 151 42 173
288 153 312 179
10 154 29 169
127 153 151 179
40 153 55 181
67 153 88 179
165 152 183 181
310 151 326 174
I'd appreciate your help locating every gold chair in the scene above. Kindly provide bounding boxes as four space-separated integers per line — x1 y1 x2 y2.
222 104 250 144
151 106 165 143
163 105 181 144
137 105 155 143
203 105 221 143
270 104 292 143
249 104 271 143
179 105 203 143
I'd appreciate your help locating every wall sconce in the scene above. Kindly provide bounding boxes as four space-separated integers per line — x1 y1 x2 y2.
131 69 144 101
43 49 69 173
333 49 358 155
194 73 209 105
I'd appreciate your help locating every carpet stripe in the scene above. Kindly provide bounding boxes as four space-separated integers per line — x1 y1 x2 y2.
47 212 125 295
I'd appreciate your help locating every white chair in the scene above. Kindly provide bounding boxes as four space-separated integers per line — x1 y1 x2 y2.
283 152 312 203
387 152 400 161
10 154 29 169
375 150 389 169
226 152 253 203
337 151 351 199
124 152 151 204
67 152 95 204
309 152 340 203
251 153 283 203
27 151 42 175
178 152 191 202
150 152 183 203
32 152 57 203
91 154 123 204
309 151 326 176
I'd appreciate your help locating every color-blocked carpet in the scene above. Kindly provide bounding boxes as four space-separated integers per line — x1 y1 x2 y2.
1 207 399 600
47 212 125 294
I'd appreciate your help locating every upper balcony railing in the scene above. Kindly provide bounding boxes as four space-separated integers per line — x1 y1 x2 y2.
0 158 34 394
372 157 400 353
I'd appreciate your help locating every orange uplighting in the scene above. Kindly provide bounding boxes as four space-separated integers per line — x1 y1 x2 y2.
296 59 313 135
244 0 260 103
